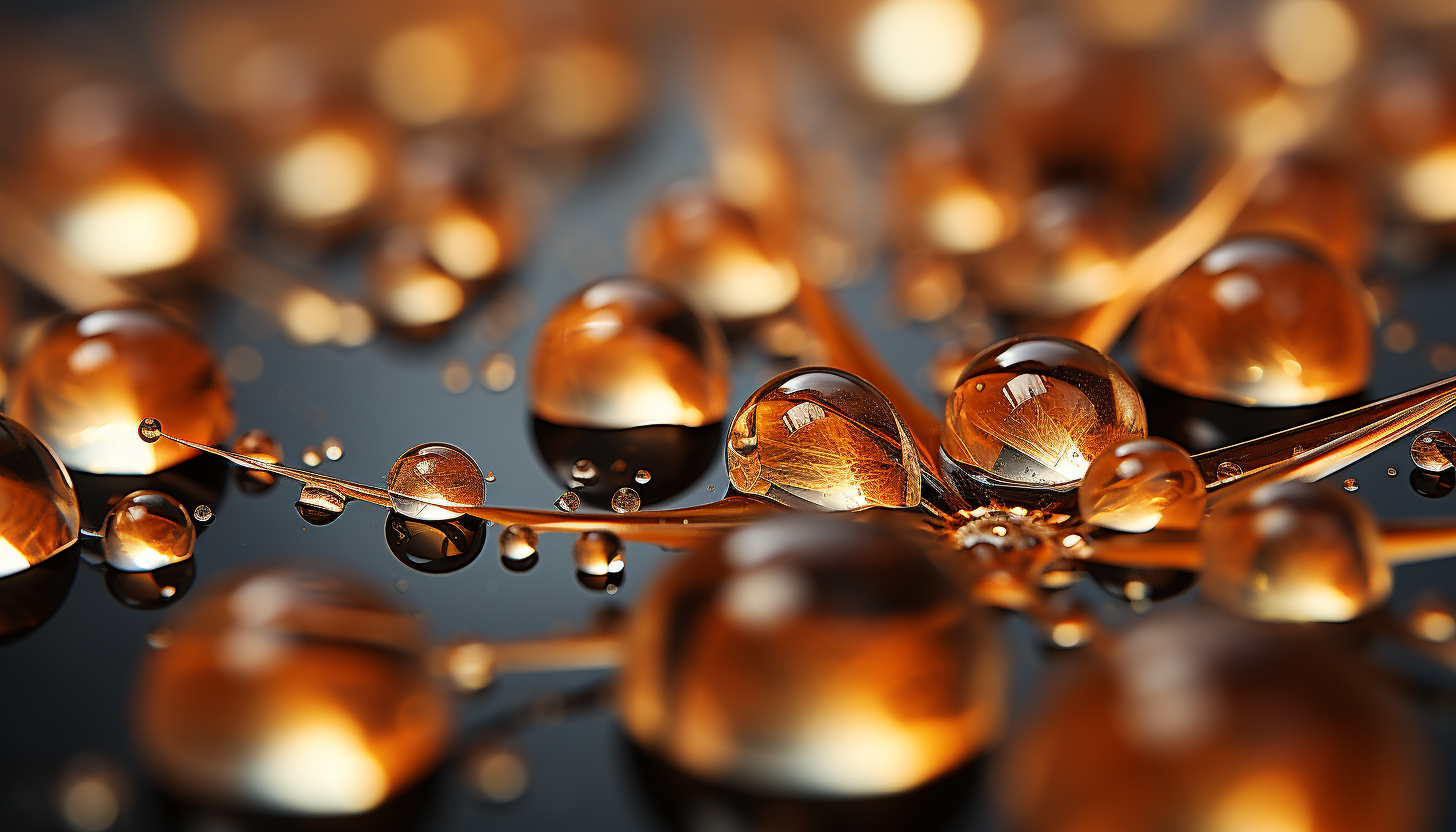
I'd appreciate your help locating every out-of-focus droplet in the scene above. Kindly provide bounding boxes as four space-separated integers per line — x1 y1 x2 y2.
463 743 528 803
322 437 344 461
1001 612 1428 832
1200 481 1388 622
512 37 643 146
1411 429 1456 472
611 487 642 514
440 360 473 394
134 567 451 815
0 414 80 579
1079 438 1206 532
530 277 730 429
853 0 984 105
387 443 485 521
105 559 193 610
619 515 1004 795
573 531 625 576
55 753 128 832
385 512 486 574
1259 0 1360 88
442 639 494 693
1409 595 1456 643
268 122 385 225
371 229 468 331
232 429 281 489
728 367 923 511
368 19 517 127
892 253 965 322
555 492 581 512
1399 144 1456 223
1228 155 1369 271
943 336 1146 493
102 491 195 572
630 184 799 323
295 485 347 526
499 524 538 562
300 446 322 467
1136 238 1371 406
1062 0 1197 46
479 353 516 391
891 120 1028 256
7 309 234 475
146 626 173 651
635 469 652 484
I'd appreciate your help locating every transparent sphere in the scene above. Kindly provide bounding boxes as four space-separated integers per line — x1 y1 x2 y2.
498 524 538 562
529 277 730 429
135 566 452 815
942 335 1147 489
1002 612 1428 832
618 515 1004 796
727 367 922 511
1136 237 1371 406
7 309 235 475
1078 438 1206 532
1411 429 1456 473
573 530 625 576
1200 481 1388 622
629 183 800 322
0 414 80 579
387 443 485 521
102 490 195 572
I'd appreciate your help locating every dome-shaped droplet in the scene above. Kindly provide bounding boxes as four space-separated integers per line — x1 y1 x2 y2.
102 490 195 572
530 277 730 430
134 566 452 815
629 183 800 322
611 487 642 513
1200 481 1388 622
573 531 625 576
727 367 922 511
1136 237 1371 406
1002 612 1427 832
386 443 485 521
0 413 80 578
498 524 538 562
942 335 1147 491
1411 429 1456 473
7 309 234 475
1078 438 1206 532
618 515 1004 796
295 485 347 526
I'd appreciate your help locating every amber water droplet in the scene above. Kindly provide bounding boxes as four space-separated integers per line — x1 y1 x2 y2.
619 515 1004 795
322 437 344 460
943 335 1146 491
571 458 598 483
7 310 234 475
1343 477 1359 492
727 367 922 511
611 487 642 514
192 504 214 525
1002 613 1428 832
890 121 1027 257
573 531 625 576
0 414 80 578
295 485 347 526
630 183 800 322
464 743 529 803
1079 438 1206 532
1200 481 1388 622
498 524 539 562
1411 428 1456 472
103 490 195 572
484 471 496 483
1215 460 1244 482
387 443 485 521
300 446 322 467
555 492 581 513
1136 238 1371 406
1388 467 1399 477
138 418 162 443
134 567 451 814
232 429 282 488
530 278 729 430
385 512 486 574
635 469 652 484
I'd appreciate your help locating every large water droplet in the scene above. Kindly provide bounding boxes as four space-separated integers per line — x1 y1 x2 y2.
0 414 80 579
1078 438 1205 532
387 443 485 521
102 490 195 572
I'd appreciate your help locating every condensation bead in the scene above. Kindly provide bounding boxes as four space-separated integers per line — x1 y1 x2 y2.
1199 481 1388 622
0 414 80 579
1078 438 1206 532
1136 237 1371 406
387 443 485 521
618 515 1004 796
727 368 922 511
102 490 195 572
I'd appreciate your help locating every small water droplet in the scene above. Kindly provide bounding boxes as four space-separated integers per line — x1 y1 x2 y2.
499 524 539 561
1215 460 1244 482
395 579 409 592
301 446 323 467
138 418 162 443
296 485 347 525
192 504 214 524
1388 467 1399 477
571 459 598 483
160 586 176 598
1343 478 1359 492
706 484 716 492
465 743 529 803
146 626 173 650
322 436 344 460
442 359 473 393
485 471 496 482
555 492 581 512
635 469 652 484
611 487 642 514
611 459 628 474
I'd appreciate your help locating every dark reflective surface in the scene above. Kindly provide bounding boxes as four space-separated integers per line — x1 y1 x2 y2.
532 417 722 509
386 511 488 574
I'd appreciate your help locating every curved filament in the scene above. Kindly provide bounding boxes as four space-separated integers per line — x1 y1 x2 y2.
0 189 135 310
461 633 624 676
1084 522 1456 571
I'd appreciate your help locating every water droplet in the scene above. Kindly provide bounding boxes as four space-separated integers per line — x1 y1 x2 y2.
571 458 598 483
232 429 282 490
480 352 516 392
441 359 473 393
102 491 195 572
1410 467 1455 499
554 492 581 512
193 504 214 525
9 309 234 474
484 471 496 482
706 484 716 492
443 639 494 693
1343 477 1359 492
1409 596 1456 643
1388 467 1399 477
385 512 486 574
464 743 529 803
322 437 344 460
1411 428 1456 472
0 414 80 576
943 335 1146 490
1215 460 1244 482
387 443 485 521
635 469 652 484
499 524 539 562
572 531 624 576
395 579 409 592
138 418 162 443
296 485 347 526
611 487 642 514
301 446 322 467
1079 438 1206 532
